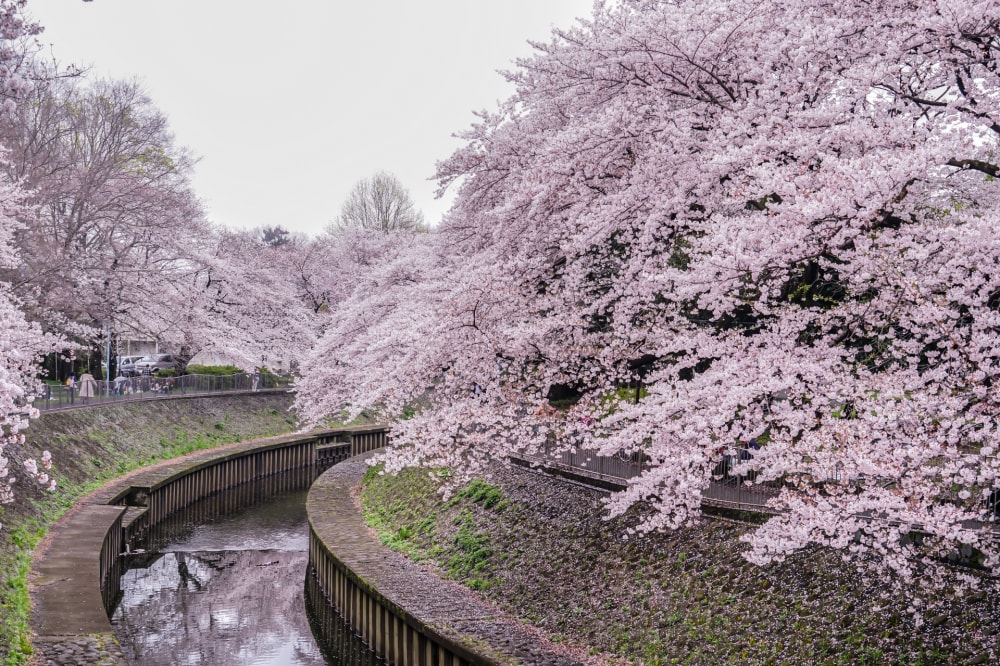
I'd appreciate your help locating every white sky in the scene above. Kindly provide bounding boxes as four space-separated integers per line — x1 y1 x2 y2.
27 1 593 236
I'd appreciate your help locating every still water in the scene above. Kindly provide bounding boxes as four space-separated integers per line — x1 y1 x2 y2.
110 474 382 665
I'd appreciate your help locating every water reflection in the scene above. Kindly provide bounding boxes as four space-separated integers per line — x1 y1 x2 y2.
111 477 381 665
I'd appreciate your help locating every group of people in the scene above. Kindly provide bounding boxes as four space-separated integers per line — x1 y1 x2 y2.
58 366 266 403
712 439 761 481
62 371 177 402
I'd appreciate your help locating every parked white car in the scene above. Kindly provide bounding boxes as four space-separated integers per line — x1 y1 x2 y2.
117 355 145 377
133 354 183 376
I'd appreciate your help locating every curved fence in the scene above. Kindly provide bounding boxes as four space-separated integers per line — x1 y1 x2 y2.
516 441 783 511
35 372 291 411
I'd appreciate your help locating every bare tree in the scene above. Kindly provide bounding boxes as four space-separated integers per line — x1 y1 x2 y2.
332 171 425 234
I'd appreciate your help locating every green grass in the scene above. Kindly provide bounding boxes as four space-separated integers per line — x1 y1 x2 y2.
361 466 442 562
446 512 493 582
0 524 44 664
361 470 505 584
453 479 506 509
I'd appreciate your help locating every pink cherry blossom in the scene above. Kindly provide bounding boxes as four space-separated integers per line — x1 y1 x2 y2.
297 0 1000 597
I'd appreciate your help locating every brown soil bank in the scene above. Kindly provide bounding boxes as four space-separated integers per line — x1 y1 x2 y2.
360 463 998 666
0 392 297 665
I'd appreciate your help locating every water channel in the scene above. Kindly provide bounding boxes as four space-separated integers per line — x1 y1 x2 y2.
109 469 382 665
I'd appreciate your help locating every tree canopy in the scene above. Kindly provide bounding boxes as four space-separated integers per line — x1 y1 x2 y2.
296 0 1000 599
0 0 997 606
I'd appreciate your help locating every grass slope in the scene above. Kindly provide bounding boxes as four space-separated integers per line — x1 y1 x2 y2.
360 463 998 666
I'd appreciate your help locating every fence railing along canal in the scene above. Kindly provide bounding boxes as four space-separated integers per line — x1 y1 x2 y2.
516 440 1000 537
35 372 289 411
517 439 786 514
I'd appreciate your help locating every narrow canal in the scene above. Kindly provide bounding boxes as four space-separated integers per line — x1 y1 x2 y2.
109 470 382 665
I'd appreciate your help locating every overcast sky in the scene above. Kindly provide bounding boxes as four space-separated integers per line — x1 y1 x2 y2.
27 1 593 236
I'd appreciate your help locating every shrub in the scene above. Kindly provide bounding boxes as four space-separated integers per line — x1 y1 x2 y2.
185 364 243 376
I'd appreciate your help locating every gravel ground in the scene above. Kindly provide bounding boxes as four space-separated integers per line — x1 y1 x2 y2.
360 462 999 666
32 635 125 666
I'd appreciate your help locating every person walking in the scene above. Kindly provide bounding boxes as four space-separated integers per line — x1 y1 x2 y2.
78 372 98 404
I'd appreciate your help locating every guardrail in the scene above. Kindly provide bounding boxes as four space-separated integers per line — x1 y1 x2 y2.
517 441 782 511
34 372 292 411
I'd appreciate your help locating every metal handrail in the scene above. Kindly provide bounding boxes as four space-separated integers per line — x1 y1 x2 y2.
517 443 1000 533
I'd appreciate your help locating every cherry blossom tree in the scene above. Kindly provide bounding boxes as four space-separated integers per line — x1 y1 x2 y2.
0 76 205 345
253 227 342 316
297 0 1000 597
294 229 449 416
170 226 324 371
0 0 62 524
0 185 58 526
286 235 338 315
